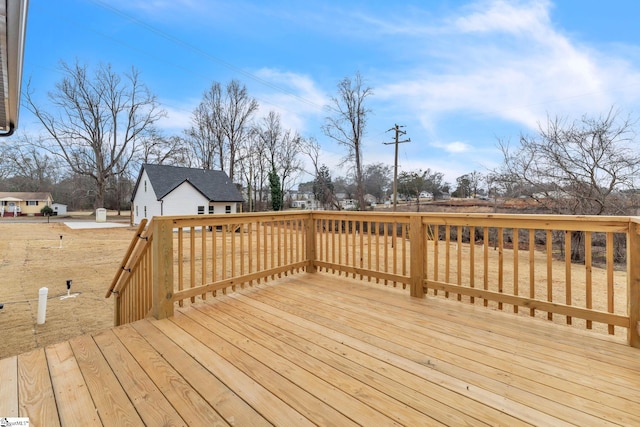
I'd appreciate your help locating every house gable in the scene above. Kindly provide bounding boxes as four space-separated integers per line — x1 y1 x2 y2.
133 164 243 203
131 164 243 225
161 181 209 216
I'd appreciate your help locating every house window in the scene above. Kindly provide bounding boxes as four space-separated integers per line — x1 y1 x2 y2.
135 205 138 216
27 201 38 206
144 206 147 217
225 205 231 214
209 205 214 214
198 206 205 214
1 201 6 206
144 180 147 192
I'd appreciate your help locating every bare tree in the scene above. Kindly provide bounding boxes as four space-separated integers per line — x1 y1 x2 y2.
496 108 639 262
421 168 447 200
139 130 190 167
363 163 392 203
454 174 471 198
468 170 484 197
222 80 259 181
255 111 303 210
236 129 269 212
186 80 258 181
496 108 639 215
323 72 372 210
301 137 338 209
25 61 165 209
0 135 62 191
301 136 322 177
186 82 225 170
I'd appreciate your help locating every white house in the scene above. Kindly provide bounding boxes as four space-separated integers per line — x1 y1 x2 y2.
131 164 244 225
51 203 68 216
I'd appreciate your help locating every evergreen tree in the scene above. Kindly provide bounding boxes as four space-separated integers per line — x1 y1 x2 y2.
269 166 283 211
313 164 335 208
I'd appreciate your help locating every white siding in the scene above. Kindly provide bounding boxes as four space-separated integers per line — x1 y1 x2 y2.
162 182 209 216
132 170 162 225
52 203 67 215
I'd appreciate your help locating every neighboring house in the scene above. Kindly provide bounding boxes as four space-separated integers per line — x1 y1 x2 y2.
52 203 68 216
131 164 244 225
289 190 321 210
0 192 53 216
364 194 377 205
290 199 322 210
340 199 357 210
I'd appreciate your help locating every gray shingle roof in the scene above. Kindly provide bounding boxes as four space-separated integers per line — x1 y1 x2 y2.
139 164 243 202
0 192 52 201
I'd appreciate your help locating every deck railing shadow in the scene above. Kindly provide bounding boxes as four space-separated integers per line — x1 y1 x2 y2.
106 211 640 347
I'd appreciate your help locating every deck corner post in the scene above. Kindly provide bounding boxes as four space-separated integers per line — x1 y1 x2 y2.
409 215 425 298
152 218 174 320
305 212 317 273
628 221 640 347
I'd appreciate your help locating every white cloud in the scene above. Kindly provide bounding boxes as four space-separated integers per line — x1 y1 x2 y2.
374 0 640 133
157 100 196 133
251 68 328 133
452 0 552 37
433 141 473 154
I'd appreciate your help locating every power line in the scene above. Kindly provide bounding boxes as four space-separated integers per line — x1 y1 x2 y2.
384 124 410 211
88 0 333 113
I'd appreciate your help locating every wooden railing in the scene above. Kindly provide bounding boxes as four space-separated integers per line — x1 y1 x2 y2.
107 211 640 347
107 212 312 325
105 219 154 326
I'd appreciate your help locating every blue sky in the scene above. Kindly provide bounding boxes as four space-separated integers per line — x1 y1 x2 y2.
19 0 640 186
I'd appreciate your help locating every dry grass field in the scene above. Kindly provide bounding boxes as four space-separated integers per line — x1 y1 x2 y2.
0 221 135 359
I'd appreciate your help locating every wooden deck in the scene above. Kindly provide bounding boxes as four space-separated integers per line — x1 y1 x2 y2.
2 272 640 426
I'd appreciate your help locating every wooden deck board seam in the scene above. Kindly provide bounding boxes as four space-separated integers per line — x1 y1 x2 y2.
242 282 632 423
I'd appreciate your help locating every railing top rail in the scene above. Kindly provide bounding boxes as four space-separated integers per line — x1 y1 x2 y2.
311 211 414 222
105 218 148 298
150 211 638 232
157 210 312 226
303 210 635 222
417 214 633 232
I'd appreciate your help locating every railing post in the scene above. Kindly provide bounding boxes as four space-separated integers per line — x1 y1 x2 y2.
306 212 317 273
409 215 425 298
152 218 174 320
628 221 640 347
113 295 121 326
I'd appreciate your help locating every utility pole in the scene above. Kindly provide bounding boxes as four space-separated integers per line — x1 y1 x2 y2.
384 124 410 211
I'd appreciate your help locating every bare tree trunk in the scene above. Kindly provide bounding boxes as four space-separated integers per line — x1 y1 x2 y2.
323 72 372 211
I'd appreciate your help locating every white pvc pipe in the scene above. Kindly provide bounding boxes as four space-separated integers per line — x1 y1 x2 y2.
37 287 48 324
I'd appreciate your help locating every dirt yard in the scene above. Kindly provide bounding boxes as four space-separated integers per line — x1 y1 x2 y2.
0 221 135 359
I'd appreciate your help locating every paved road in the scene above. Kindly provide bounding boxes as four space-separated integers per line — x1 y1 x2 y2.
0 216 131 227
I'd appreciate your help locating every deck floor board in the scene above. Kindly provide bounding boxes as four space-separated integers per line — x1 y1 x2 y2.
4 272 640 426
17 348 60 427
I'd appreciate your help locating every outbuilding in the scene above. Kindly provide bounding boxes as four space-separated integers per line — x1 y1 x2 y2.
51 203 67 216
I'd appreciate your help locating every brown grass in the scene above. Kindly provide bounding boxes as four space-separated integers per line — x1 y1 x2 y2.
0 222 134 359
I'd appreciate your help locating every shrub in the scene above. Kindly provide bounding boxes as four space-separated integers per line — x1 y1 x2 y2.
40 205 54 216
